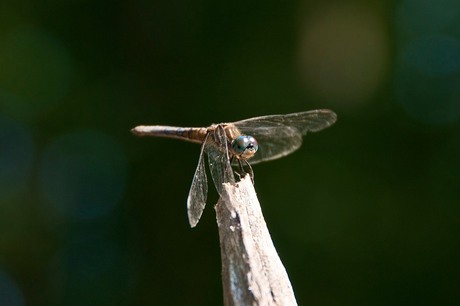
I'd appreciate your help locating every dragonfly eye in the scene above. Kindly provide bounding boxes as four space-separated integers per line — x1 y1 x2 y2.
231 135 258 159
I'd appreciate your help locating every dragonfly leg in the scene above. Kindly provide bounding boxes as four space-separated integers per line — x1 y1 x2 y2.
237 159 244 174
231 156 253 183
234 158 245 181
229 155 242 180
242 159 254 184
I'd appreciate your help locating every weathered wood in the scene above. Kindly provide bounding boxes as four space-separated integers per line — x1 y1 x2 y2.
215 175 297 306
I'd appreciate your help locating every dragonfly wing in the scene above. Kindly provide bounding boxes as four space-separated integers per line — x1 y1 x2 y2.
233 109 337 164
234 109 337 134
206 125 235 197
187 134 209 227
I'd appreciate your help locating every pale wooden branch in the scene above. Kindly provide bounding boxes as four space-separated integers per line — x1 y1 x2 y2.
215 175 297 306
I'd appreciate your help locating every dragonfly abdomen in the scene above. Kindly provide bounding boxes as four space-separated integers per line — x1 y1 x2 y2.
131 125 208 144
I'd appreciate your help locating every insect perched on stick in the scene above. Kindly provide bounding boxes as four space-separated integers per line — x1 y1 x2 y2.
131 109 337 227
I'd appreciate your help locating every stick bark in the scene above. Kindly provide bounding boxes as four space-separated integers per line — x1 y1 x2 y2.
215 175 297 306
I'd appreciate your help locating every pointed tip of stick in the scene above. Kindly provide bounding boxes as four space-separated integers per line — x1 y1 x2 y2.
188 213 199 228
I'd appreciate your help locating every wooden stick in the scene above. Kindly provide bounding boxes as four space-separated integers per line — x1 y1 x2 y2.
215 175 298 306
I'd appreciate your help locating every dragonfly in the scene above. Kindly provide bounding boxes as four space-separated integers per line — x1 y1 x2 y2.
132 109 337 227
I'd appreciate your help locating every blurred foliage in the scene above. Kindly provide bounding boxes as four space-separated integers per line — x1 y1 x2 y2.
1 0 460 305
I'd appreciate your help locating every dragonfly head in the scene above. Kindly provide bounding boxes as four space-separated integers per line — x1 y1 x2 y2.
231 135 258 160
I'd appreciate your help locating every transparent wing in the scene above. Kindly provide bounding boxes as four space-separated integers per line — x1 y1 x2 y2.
233 109 337 164
187 133 209 228
206 125 235 197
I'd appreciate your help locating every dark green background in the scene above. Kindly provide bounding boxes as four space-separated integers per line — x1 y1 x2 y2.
1 0 460 305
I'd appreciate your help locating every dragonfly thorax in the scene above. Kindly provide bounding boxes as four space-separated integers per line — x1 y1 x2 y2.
231 135 258 160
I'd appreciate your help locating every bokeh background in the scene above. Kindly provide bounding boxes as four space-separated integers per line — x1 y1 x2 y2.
1 0 460 305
